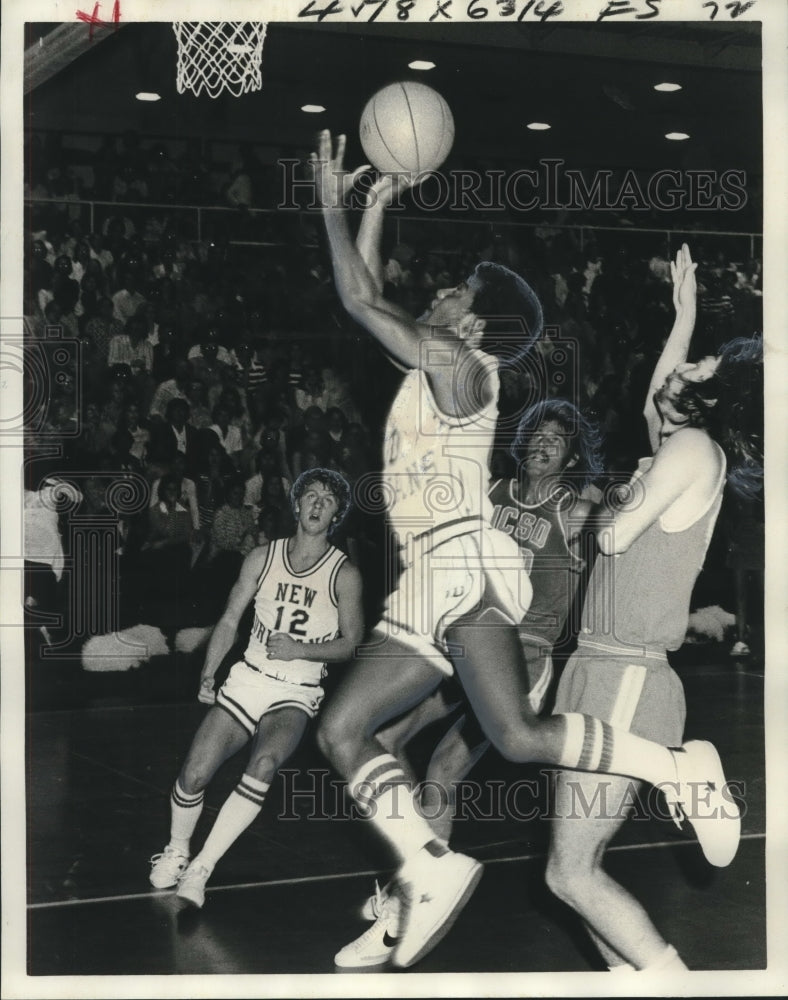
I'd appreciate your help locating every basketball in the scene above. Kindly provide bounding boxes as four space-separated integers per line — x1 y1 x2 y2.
359 81 455 175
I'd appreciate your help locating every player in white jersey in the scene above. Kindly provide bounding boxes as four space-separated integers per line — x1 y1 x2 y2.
148 468 363 909
545 245 763 972
380 397 604 782
336 399 603 970
310 133 744 970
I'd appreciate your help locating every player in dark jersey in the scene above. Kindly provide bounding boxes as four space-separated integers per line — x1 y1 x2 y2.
335 398 604 969
489 398 605 702
545 244 763 972
148 469 363 908
311 134 745 970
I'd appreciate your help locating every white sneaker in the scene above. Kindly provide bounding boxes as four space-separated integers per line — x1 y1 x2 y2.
360 879 391 921
392 847 483 969
730 640 750 657
176 860 212 908
665 740 741 867
149 845 189 889
334 895 401 970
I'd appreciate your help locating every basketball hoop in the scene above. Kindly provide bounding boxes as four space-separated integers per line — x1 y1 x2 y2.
173 22 268 99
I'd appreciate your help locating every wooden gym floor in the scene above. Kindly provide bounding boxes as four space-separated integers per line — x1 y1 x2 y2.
21 644 766 984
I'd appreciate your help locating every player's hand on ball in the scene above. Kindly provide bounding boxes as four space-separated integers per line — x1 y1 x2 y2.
309 131 370 210
198 675 216 704
364 170 423 210
266 632 300 661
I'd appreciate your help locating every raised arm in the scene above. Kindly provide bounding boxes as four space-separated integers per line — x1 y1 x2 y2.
311 131 427 369
355 177 388 294
596 428 717 555
355 172 414 294
312 131 492 416
643 243 698 451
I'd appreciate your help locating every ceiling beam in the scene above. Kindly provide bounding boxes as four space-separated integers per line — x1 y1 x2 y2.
24 22 128 95
288 20 760 73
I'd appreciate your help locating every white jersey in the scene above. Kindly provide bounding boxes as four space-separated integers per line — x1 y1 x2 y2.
243 537 347 685
375 358 533 664
383 356 499 552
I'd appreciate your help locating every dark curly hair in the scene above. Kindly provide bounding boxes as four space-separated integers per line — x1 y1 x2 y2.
290 468 352 533
470 261 544 367
510 398 605 492
671 336 763 499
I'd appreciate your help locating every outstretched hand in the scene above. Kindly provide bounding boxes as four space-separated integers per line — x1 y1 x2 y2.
309 131 371 211
670 243 698 313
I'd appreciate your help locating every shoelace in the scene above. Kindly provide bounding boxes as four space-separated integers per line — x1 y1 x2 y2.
178 863 210 884
150 848 186 865
369 880 389 919
663 796 686 829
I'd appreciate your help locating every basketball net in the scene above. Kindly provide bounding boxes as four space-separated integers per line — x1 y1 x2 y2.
172 22 268 99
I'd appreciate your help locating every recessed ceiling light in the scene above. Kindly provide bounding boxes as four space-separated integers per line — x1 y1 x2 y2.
665 131 690 141
408 60 436 71
135 92 161 102
301 104 326 113
654 82 682 92
526 122 551 131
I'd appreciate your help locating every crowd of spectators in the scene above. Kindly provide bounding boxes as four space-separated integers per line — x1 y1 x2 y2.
23 130 764 660
25 131 282 210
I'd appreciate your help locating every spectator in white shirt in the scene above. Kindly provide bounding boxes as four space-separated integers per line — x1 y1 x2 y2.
108 314 154 374
112 271 146 325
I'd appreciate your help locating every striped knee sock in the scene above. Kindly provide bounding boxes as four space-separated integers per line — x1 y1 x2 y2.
196 774 270 872
169 780 205 854
557 713 675 788
349 754 442 863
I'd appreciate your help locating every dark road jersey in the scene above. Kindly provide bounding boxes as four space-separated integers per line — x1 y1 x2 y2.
489 478 584 645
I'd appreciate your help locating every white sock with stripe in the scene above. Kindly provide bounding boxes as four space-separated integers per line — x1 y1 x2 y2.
169 780 205 855
557 713 675 787
194 774 270 872
349 754 442 863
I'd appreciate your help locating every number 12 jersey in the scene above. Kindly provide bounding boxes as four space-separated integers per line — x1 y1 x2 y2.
243 537 347 685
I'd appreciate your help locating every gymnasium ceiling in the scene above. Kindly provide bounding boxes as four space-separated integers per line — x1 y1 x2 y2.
24 19 762 178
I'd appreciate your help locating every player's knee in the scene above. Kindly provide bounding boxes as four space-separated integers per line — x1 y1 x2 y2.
316 703 354 767
246 752 279 784
178 762 211 796
315 714 336 761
